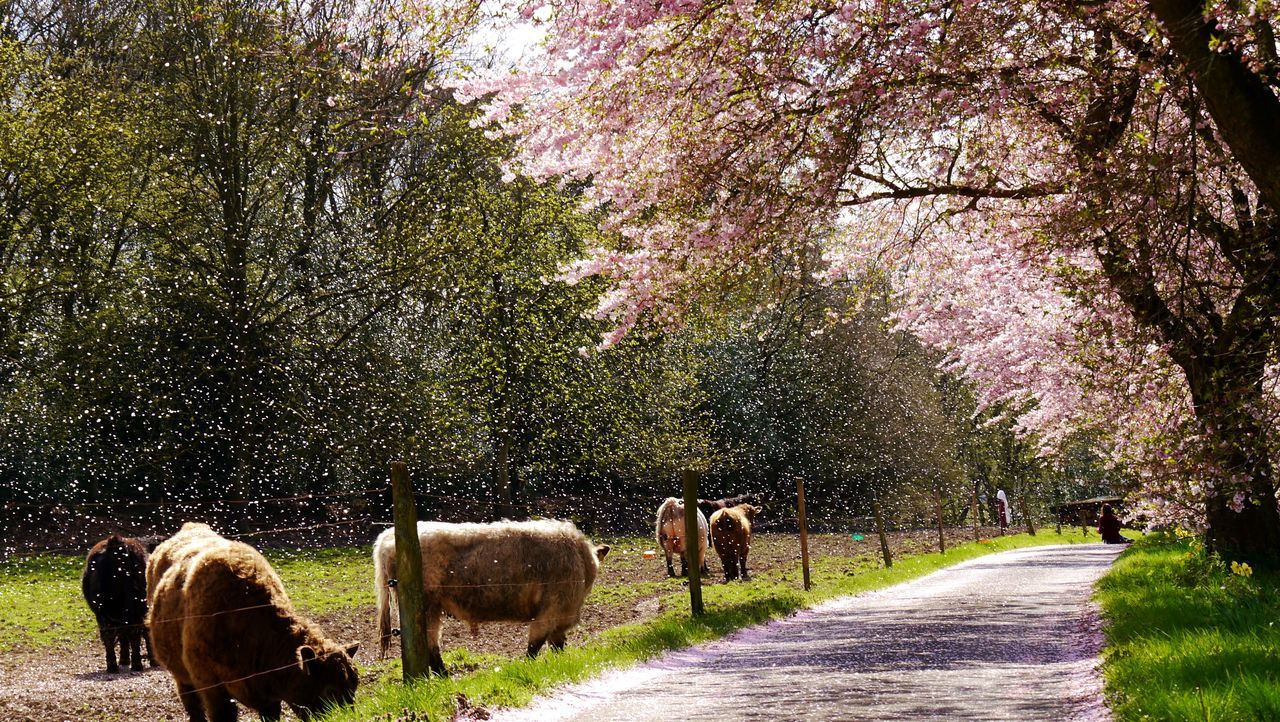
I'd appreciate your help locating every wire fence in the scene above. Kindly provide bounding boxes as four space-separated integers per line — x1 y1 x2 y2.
1 479 985 560
0 484 666 559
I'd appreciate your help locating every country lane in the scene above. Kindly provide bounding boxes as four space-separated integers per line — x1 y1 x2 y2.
491 543 1124 722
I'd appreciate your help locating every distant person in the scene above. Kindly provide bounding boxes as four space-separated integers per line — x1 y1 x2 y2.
996 489 1010 533
1098 505 1130 544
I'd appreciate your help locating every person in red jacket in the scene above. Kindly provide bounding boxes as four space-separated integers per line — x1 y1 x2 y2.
1098 504 1130 544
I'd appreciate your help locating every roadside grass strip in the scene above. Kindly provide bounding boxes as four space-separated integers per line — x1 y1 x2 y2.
1096 534 1280 721
320 530 1094 722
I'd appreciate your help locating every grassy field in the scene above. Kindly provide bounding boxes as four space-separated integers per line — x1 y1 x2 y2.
1096 534 1280 721
319 530 1095 722
0 546 373 651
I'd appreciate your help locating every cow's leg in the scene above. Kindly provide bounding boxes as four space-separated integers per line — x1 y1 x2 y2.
176 682 208 722
699 546 709 575
200 687 237 722
527 616 556 658
258 700 282 722
143 625 156 667
426 608 448 676
740 558 750 581
198 681 239 722
679 555 688 577
99 624 119 673
664 553 676 578
548 627 569 652
129 632 144 671
118 629 132 669
120 627 141 671
723 555 737 582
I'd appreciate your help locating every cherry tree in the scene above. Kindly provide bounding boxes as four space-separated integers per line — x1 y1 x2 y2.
465 0 1280 563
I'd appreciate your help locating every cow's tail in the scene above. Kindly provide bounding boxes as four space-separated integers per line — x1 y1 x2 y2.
373 531 396 659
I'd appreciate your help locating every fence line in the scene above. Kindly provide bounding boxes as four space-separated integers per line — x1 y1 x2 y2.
3 486 391 511
2 519 387 559
4 486 806 558
230 519 372 540
2 485 643 513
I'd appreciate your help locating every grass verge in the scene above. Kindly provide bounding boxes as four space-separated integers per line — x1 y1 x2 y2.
320 530 1092 721
1096 534 1280 721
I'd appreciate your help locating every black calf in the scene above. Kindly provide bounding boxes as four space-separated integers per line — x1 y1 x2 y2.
82 534 152 672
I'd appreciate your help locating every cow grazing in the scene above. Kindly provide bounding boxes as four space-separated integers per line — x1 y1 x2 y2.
373 519 609 676
147 523 359 721
709 504 761 581
655 497 709 578
82 534 151 673
697 493 760 519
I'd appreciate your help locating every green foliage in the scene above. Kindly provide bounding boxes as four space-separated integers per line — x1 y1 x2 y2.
1096 535 1280 721
0 0 712 507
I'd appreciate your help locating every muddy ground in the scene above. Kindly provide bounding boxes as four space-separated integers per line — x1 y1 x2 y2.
0 527 1024 721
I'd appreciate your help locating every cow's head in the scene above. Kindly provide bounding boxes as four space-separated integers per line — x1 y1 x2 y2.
287 642 360 720
595 544 610 562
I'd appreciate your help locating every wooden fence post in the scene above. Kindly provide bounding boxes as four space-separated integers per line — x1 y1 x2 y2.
1021 484 1036 536
936 488 946 553
972 482 981 541
873 495 893 568
681 469 704 616
797 478 811 591
390 462 430 681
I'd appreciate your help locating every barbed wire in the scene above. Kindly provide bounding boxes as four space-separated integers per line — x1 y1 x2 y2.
230 519 372 540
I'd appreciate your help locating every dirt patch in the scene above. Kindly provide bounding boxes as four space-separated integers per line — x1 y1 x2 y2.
0 526 1024 721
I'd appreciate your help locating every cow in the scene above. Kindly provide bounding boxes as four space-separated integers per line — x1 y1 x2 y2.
373 519 609 676
655 497 708 578
709 504 762 581
81 534 151 673
697 493 761 519
147 523 359 721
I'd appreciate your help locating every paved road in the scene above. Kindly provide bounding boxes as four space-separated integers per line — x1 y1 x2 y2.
492 543 1121 722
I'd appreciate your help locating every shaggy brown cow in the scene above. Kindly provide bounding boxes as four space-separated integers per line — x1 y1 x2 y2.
373 519 609 676
655 497 709 578
709 504 761 581
82 534 151 673
147 523 359 721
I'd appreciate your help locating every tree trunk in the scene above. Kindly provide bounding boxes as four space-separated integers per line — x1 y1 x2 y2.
1191 374 1280 564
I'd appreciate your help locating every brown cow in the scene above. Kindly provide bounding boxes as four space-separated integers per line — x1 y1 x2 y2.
82 534 152 672
373 519 609 676
709 504 761 581
655 497 709 578
147 523 359 721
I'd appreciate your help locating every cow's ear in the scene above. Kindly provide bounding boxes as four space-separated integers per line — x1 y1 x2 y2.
748 505 761 520
595 544 611 561
296 645 319 672
345 643 360 659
